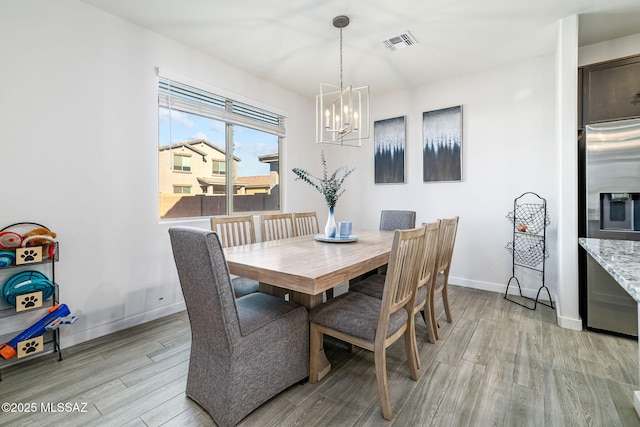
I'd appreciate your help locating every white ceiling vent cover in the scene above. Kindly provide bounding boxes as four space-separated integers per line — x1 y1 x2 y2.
382 31 418 51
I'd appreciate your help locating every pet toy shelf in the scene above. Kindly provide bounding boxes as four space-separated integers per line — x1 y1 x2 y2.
504 192 554 310
0 222 64 381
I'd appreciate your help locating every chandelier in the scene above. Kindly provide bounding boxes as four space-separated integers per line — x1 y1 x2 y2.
316 15 370 146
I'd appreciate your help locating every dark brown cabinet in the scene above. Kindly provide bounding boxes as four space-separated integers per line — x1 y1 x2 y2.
581 54 640 126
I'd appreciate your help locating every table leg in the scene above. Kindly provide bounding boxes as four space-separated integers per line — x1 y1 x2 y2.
289 291 332 381
290 291 323 308
258 283 289 299
257 286 334 381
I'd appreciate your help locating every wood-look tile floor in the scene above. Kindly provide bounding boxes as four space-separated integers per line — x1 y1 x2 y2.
1 285 638 426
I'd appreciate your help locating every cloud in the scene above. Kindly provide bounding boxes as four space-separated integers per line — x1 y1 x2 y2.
209 121 225 133
158 108 194 127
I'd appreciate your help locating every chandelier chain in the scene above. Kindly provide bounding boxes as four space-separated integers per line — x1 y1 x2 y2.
339 28 343 91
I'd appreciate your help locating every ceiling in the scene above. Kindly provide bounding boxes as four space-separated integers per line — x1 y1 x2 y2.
81 0 640 98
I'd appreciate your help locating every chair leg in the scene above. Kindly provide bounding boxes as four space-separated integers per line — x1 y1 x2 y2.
430 294 440 341
405 318 419 379
374 346 393 420
442 282 452 323
309 323 322 383
412 322 421 370
422 306 437 344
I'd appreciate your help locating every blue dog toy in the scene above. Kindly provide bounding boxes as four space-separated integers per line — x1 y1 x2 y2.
1 270 55 306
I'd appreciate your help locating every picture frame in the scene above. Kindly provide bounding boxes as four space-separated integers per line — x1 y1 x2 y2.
422 105 462 182
374 116 405 184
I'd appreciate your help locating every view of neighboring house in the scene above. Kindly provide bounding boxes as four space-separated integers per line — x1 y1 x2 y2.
158 139 279 218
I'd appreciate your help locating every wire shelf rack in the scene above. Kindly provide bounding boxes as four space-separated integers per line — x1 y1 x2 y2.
504 192 554 310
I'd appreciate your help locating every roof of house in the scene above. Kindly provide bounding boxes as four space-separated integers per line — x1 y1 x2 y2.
159 139 241 162
197 175 271 188
236 175 271 188
258 152 279 163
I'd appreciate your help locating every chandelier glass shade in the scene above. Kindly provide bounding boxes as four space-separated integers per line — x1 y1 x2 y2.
316 16 370 146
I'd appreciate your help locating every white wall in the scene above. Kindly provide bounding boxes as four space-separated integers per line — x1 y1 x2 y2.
0 0 316 346
556 15 580 330
316 55 559 301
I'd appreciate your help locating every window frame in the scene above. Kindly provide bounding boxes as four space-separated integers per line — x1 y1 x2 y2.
211 159 226 176
157 70 286 219
172 153 192 173
172 185 192 194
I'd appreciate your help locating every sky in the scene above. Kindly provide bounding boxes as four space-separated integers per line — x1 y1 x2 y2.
158 108 278 177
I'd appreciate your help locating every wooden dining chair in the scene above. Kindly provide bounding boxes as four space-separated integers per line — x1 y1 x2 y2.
260 213 296 241
351 221 441 358
292 211 319 237
309 226 426 420
416 221 442 345
349 210 417 289
292 211 337 300
372 209 418 276
430 216 459 340
210 215 259 298
210 215 256 248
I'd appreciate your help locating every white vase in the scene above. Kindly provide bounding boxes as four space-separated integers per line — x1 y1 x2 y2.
325 207 337 238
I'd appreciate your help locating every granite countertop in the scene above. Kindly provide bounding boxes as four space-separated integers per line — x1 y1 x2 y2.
579 237 640 303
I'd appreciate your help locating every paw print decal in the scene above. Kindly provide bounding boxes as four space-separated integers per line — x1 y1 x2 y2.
20 249 38 262
21 295 38 308
22 340 39 354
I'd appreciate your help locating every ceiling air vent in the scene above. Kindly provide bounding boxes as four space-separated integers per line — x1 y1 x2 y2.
382 31 418 51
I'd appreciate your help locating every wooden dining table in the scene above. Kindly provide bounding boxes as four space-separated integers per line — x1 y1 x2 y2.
224 229 395 380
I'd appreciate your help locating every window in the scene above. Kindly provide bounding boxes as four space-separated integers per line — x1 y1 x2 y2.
212 160 226 175
158 73 285 219
173 154 191 172
173 185 191 194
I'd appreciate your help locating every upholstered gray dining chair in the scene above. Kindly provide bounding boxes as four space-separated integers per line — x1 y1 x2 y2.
379 210 416 231
168 226 309 427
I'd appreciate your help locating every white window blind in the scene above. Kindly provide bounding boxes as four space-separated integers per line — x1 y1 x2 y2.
158 76 286 137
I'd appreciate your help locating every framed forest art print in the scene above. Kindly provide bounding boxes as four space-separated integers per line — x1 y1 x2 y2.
374 116 405 184
422 105 462 182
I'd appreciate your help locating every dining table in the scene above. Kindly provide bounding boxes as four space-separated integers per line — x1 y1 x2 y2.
223 229 395 380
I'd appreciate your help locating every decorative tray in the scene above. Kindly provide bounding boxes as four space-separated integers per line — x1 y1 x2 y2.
314 234 359 243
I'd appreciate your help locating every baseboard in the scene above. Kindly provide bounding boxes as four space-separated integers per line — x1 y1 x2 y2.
59 301 186 349
555 314 583 331
450 276 585 331
450 276 557 303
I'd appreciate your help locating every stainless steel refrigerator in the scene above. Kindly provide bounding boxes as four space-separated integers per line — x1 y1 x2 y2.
585 118 640 336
